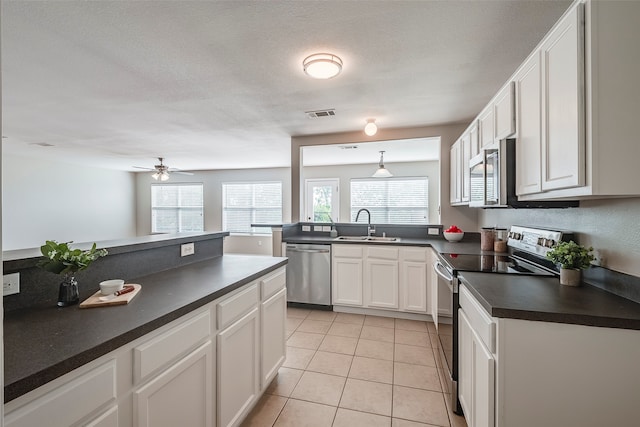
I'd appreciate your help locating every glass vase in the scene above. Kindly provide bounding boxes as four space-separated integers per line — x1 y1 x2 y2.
58 274 79 307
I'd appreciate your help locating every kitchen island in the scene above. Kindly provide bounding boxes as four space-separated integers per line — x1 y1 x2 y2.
3 232 288 427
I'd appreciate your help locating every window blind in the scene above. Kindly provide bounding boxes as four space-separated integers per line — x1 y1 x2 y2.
151 184 204 233
350 178 428 224
222 182 283 233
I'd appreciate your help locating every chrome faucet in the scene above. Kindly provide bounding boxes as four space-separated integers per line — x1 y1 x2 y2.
355 208 376 237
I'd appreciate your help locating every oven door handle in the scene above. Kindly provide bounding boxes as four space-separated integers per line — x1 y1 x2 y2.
433 261 454 283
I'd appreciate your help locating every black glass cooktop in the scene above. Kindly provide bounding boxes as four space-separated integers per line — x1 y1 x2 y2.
439 253 555 276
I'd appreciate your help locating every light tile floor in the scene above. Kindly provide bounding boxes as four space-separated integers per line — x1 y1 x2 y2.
242 308 468 427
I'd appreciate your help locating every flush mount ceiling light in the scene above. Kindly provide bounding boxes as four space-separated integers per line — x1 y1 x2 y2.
303 53 343 79
372 150 393 178
364 119 378 136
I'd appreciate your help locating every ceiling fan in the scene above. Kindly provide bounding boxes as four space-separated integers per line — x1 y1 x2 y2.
133 157 194 181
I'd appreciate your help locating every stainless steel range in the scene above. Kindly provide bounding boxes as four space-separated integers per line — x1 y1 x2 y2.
433 225 574 415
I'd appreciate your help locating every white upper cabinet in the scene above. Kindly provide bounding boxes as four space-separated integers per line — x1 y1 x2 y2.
449 140 462 205
515 0 640 200
494 82 515 141
478 106 495 149
514 52 543 196
540 3 585 192
461 133 471 203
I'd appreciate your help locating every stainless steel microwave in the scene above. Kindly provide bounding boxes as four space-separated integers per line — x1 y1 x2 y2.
469 140 506 207
469 139 579 209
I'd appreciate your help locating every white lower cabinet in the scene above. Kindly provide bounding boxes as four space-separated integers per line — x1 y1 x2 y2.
4 360 117 427
459 282 640 427
458 308 494 427
365 246 399 309
4 266 287 427
400 247 429 313
332 245 364 306
218 307 260 427
134 341 213 427
261 287 287 388
333 245 430 315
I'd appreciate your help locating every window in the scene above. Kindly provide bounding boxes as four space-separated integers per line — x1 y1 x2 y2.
222 182 282 233
304 179 340 222
151 184 204 233
350 177 428 224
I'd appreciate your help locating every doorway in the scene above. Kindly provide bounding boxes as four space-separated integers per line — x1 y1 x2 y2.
304 179 340 222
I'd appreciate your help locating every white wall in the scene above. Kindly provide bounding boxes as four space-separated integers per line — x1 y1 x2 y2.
135 167 291 255
479 197 640 277
2 153 137 250
303 161 440 224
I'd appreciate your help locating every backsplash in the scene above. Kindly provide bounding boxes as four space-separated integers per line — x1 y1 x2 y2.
479 197 640 277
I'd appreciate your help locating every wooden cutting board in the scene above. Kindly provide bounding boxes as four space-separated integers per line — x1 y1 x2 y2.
79 284 142 308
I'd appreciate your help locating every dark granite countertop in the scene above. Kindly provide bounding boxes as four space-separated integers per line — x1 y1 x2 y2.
459 272 640 330
283 234 487 255
4 254 287 403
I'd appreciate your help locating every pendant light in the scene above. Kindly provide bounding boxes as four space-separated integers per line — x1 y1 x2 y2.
364 119 378 136
372 150 393 178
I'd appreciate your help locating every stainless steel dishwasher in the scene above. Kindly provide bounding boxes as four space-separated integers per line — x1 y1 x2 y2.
285 243 331 306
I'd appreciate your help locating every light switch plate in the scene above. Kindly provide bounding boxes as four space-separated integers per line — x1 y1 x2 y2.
302 225 311 232
181 243 195 257
3 272 20 296
313 225 323 232
322 226 331 232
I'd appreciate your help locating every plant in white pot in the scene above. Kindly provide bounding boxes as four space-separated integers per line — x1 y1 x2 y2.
546 241 595 286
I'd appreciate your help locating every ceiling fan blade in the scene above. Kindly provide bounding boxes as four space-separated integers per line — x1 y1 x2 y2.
172 171 194 176
132 166 155 171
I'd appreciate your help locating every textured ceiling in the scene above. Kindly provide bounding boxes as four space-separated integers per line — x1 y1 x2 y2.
1 0 571 171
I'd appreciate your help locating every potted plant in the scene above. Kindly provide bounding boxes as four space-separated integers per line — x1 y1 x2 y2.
37 241 108 307
546 241 595 286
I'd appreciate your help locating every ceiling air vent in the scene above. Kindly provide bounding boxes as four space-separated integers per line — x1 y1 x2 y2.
306 109 336 119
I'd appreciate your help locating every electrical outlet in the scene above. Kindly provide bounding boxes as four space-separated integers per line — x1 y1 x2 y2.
428 228 440 235
313 225 322 232
302 225 311 232
322 226 331 232
258 240 262 246
3 272 20 296
181 243 195 257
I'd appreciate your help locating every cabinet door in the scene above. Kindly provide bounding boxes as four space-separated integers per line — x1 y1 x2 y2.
218 308 260 427
469 122 480 159
541 3 585 191
478 107 495 148
332 257 363 306
400 261 428 313
450 141 461 204
135 342 213 427
458 309 473 420
514 52 543 195
494 82 515 140
85 406 118 427
472 331 495 427
428 250 438 326
365 258 399 309
461 133 471 203
261 287 286 389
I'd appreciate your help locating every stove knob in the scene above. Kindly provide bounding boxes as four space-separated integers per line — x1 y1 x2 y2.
537 237 545 246
547 239 556 248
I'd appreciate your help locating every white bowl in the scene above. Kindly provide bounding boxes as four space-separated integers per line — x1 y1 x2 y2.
444 231 464 242
99 279 125 295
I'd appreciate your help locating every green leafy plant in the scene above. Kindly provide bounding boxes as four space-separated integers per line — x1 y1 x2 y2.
546 241 595 270
37 240 108 276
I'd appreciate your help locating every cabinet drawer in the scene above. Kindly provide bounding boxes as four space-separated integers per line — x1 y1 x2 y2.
401 247 427 262
134 309 211 384
367 246 399 260
5 360 116 427
332 244 364 258
261 267 286 300
218 283 259 330
459 285 496 353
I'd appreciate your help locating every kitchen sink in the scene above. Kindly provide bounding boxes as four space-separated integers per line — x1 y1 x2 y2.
333 236 399 242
